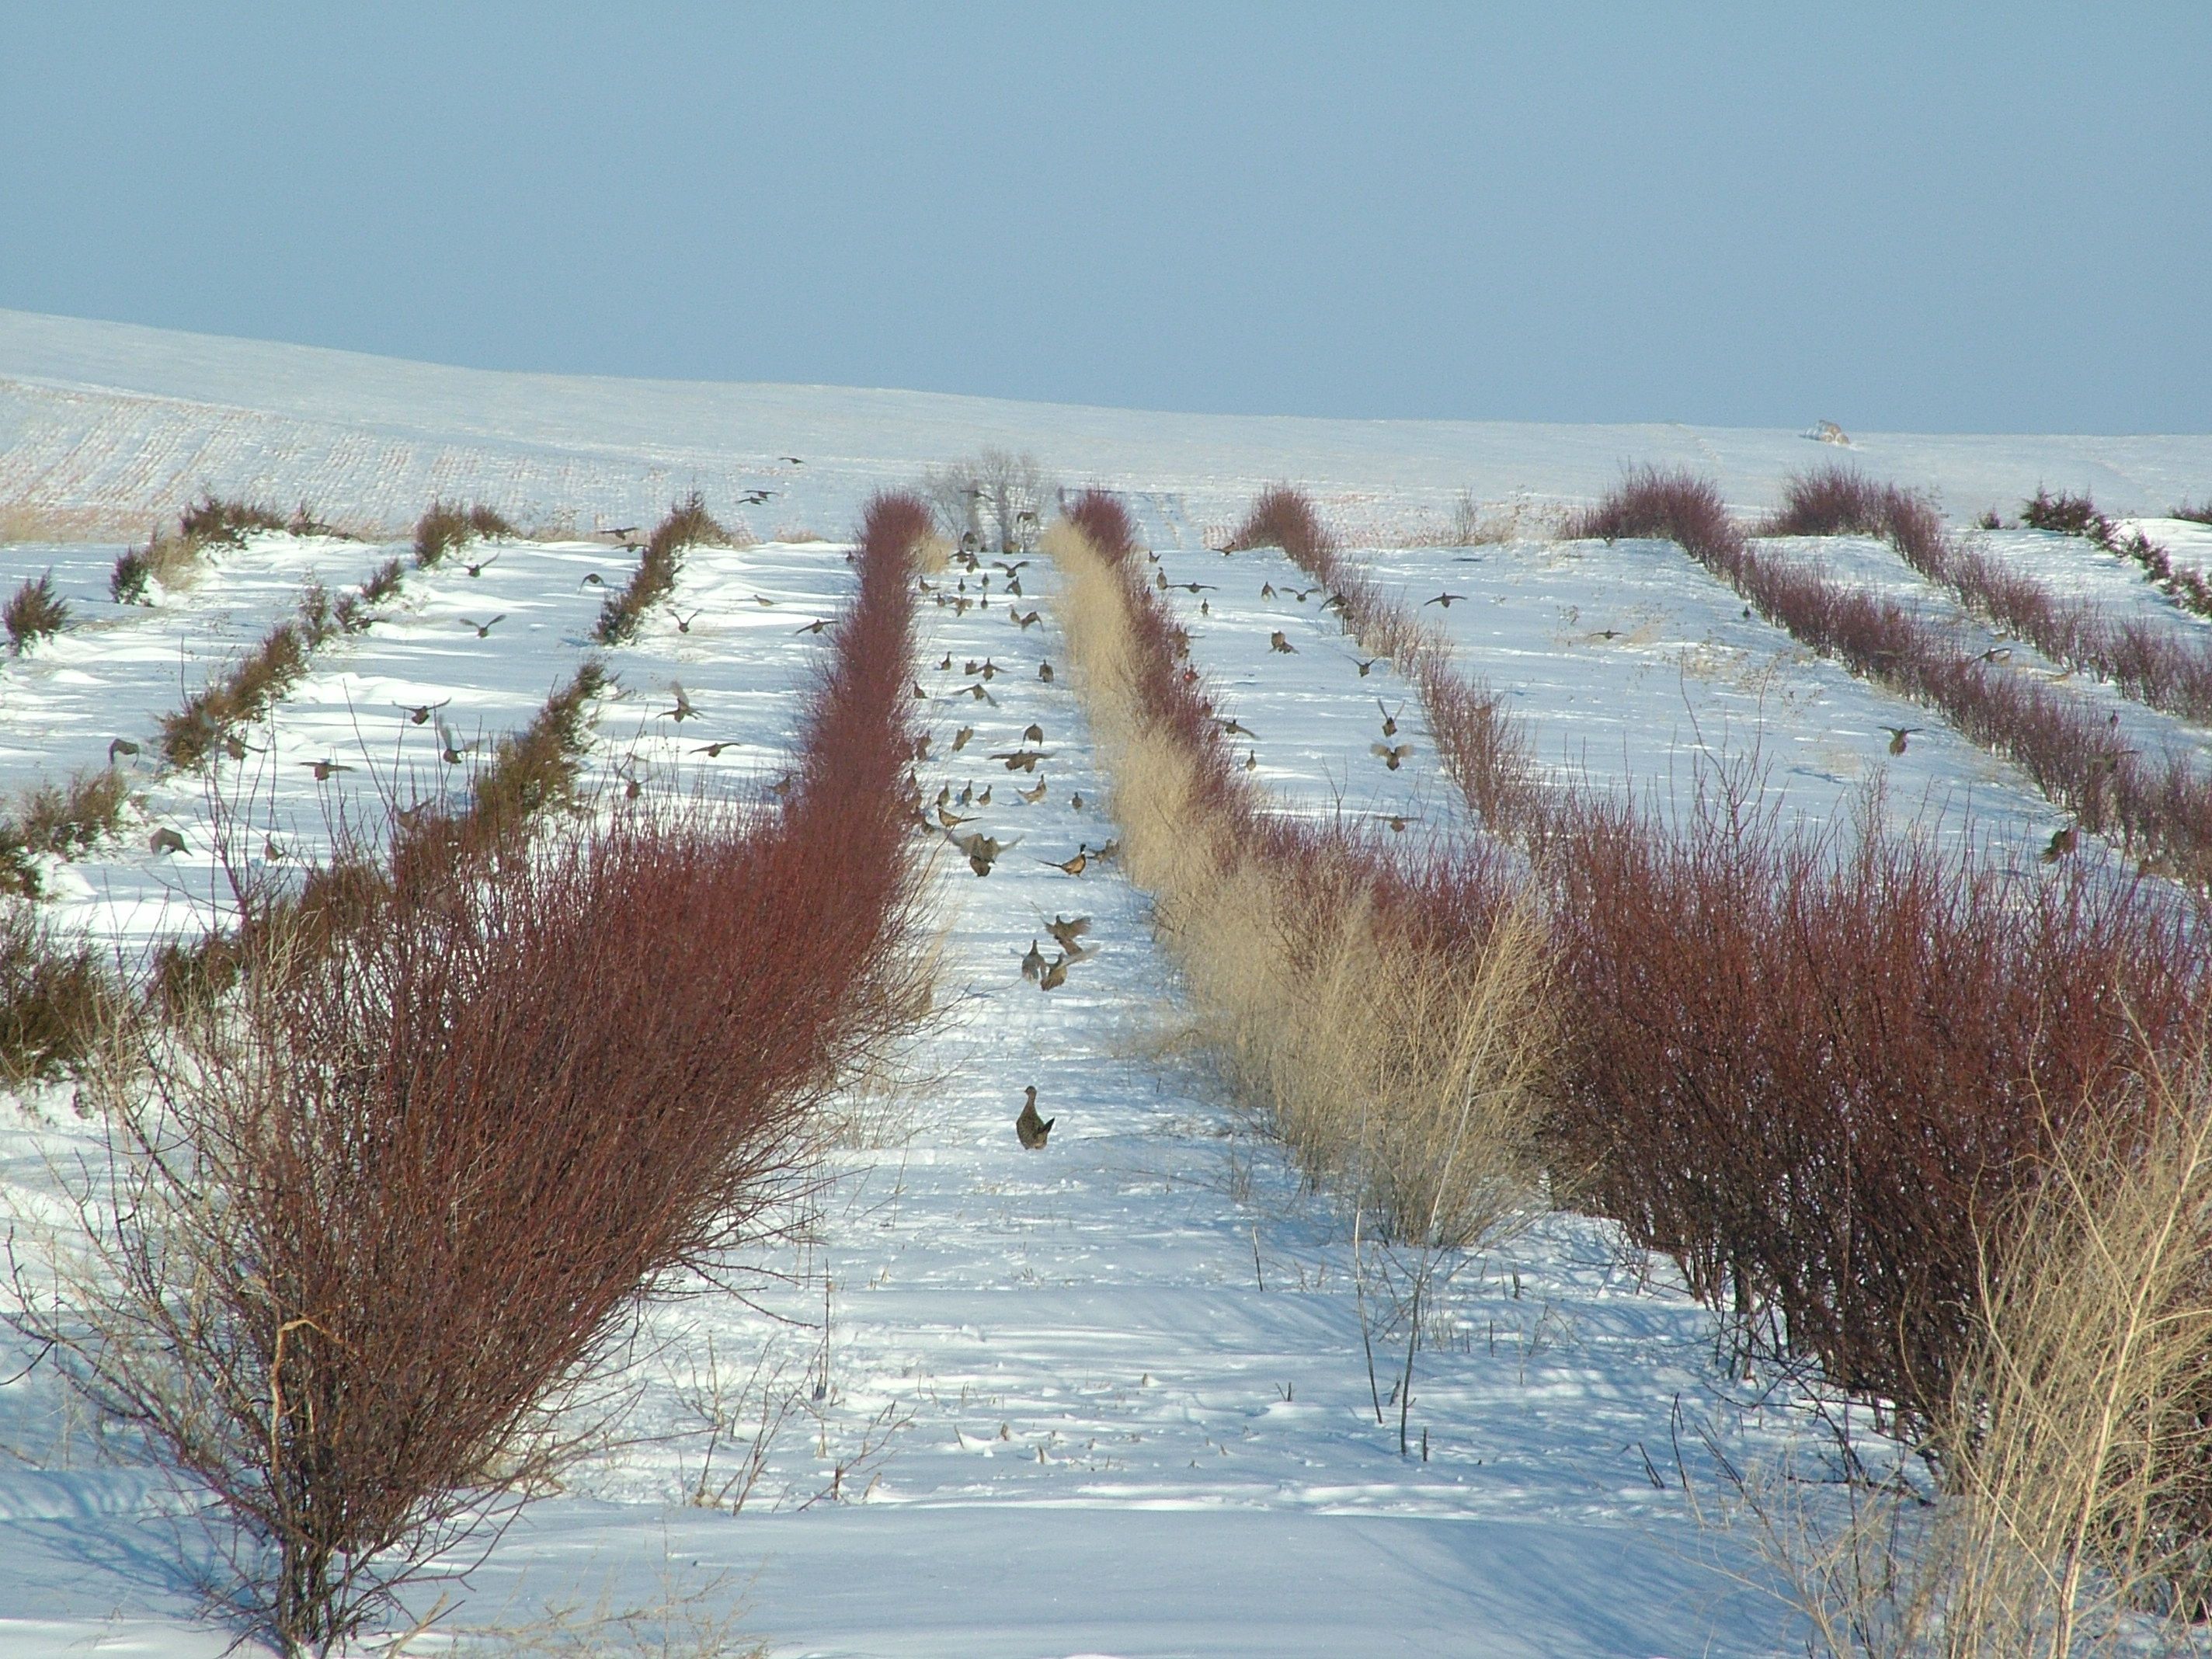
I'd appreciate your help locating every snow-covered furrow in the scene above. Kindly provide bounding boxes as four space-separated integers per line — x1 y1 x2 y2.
21 535 854 952
341 547 1810 1656
1779 530 2212 756
0 531 381 787
1972 523 2212 637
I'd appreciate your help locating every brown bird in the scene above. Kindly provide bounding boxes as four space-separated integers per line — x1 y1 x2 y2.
1269 631 1296 653
1023 723 1045 744
1013 609 1042 629
1219 717 1257 739
1069 791 1084 811
148 826 187 856
1038 955 1069 992
1352 657 1379 677
953 725 975 752
1378 699 1401 737
913 681 930 700
938 652 954 670
1016 1086 1054 1149
1245 749 1259 770
914 734 933 761
1291 586 1319 603
2043 826 2078 863
953 682 999 706
460 614 506 637
108 737 141 763
750 592 775 606
1045 915 1091 955
1039 660 1056 683
1094 837 1120 863
663 683 697 722
980 658 1001 680
977 784 993 805
794 617 830 635
993 748 1052 773
1201 599 1210 614
1021 940 1048 982
1261 583 1276 598
1980 645 2013 664
954 830 1020 876
1372 742 1415 770
579 572 607 587
395 698 451 725
1883 726 1921 755
1044 847 1090 876
939 805 976 830
301 758 353 781
1019 781 1048 804
670 608 703 634
1424 593 1466 609
694 739 743 757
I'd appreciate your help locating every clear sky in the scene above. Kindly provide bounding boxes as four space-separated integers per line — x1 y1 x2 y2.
3 4 2206 433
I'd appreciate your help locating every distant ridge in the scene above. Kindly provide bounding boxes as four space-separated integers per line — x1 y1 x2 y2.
2 308 2207 533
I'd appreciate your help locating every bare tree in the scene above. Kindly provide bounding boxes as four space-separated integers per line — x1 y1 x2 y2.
922 452 1052 554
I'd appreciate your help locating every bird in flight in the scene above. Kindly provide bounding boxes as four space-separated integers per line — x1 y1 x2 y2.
1424 593 1467 609
1883 726 1922 755
1270 631 1296 653
1372 742 1415 770
459 614 506 637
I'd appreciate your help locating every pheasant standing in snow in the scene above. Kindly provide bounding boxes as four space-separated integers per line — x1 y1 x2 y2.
1016 1087 1055 1149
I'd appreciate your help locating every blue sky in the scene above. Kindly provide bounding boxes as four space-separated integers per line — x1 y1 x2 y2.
3 5 2206 432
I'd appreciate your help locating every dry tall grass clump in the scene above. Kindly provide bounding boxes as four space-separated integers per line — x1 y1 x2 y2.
596 492 736 645
1770 466 2212 726
1052 496 1549 1246
1771 1056 2212 1659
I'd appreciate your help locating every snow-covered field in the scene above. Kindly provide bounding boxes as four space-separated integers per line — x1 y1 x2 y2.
0 315 2208 1656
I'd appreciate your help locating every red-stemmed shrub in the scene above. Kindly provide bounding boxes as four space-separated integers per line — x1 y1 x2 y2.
18 496 932 1656
1246 482 2212 1439
1769 465 2212 725
1575 468 2212 888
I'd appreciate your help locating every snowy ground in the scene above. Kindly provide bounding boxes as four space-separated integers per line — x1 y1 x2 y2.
0 316 2207 1656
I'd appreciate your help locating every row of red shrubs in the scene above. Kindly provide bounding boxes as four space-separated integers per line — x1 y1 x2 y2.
1231 484 2212 1426
1772 466 2212 728
98 494 934 1652
1580 468 2212 890
1069 489 1522 1086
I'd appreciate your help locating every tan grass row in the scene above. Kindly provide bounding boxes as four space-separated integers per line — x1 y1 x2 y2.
1045 516 1550 1249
